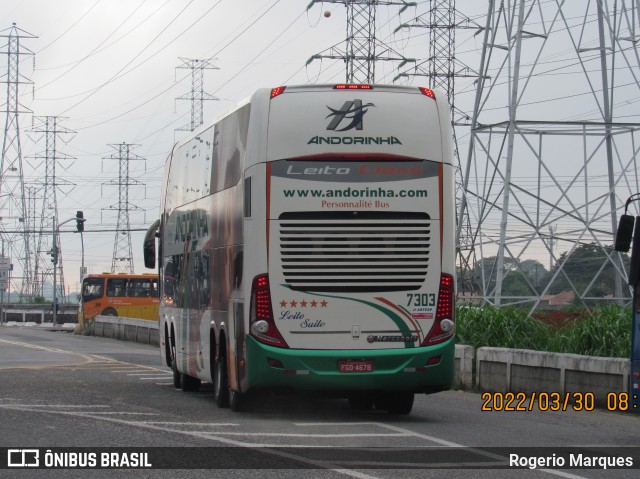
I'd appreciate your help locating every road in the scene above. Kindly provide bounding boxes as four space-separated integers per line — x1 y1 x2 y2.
0 326 638 478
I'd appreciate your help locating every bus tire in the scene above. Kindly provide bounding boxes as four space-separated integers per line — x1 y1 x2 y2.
229 388 244 412
102 307 117 316
348 393 375 411
169 329 181 389
181 373 201 392
214 350 230 408
171 350 182 389
377 392 414 415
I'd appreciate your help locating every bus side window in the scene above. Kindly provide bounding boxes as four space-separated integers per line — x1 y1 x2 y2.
107 278 127 297
127 279 139 297
82 278 104 301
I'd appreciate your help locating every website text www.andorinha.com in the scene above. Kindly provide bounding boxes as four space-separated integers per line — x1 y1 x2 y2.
282 187 428 199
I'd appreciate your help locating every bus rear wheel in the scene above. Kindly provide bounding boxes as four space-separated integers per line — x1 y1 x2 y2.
171 348 181 389
375 392 414 415
229 388 246 412
348 393 375 411
214 352 230 408
181 373 201 392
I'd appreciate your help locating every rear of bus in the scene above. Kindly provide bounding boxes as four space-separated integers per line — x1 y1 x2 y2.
242 84 456 409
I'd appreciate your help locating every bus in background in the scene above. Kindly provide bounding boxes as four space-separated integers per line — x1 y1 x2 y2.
144 84 456 414
79 273 159 322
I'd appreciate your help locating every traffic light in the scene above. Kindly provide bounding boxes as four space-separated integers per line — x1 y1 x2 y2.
76 211 85 232
50 245 58 264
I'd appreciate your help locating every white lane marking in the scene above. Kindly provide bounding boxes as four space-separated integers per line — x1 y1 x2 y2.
0 404 382 479
0 404 110 408
296 422 589 479
201 432 409 438
135 422 239 426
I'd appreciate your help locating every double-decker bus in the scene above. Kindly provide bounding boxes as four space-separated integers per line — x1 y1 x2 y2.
144 84 456 414
79 273 159 322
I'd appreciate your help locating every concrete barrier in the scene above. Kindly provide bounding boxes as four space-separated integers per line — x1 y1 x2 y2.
87 316 159 346
2 304 78 324
455 344 474 390
477 347 630 406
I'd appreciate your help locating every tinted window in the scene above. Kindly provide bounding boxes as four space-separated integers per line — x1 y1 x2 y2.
106 278 127 297
82 278 104 302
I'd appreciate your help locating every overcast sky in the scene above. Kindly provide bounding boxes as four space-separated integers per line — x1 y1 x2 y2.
1 0 637 296
0 0 483 294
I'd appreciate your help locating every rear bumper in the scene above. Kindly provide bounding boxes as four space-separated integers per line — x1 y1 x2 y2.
245 336 454 393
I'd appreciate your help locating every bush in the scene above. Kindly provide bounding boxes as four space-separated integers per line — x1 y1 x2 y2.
547 305 631 358
456 305 631 358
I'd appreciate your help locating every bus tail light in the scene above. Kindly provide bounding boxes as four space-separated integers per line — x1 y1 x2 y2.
419 87 436 100
334 84 372 90
422 273 455 346
270 86 286 99
250 274 288 348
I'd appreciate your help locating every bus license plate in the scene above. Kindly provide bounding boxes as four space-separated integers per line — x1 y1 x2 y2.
338 360 374 373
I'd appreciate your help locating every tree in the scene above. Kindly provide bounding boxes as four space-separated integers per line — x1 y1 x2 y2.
461 257 548 297
543 243 630 298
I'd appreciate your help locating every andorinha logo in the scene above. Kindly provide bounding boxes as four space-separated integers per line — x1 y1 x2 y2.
326 99 374 131
307 136 401 145
306 98 402 146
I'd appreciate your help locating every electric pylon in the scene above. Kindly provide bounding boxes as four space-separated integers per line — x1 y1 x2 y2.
306 0 417 83
393 1 482 295
28 116 75 301
0 23 36 301
103 143 145 274
175 57 218 132
458 0 640 312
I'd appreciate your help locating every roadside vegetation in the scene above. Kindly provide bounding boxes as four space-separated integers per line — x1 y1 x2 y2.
455 305 631 358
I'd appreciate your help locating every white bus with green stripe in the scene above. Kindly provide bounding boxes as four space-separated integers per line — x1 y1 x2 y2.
145 83 456 414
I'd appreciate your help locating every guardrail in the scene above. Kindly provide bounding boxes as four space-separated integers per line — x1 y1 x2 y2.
84 317 630 400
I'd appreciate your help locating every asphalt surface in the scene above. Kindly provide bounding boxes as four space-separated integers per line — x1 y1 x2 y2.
1 325 639 478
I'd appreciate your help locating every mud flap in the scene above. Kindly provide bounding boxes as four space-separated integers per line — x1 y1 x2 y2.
227 300 245 392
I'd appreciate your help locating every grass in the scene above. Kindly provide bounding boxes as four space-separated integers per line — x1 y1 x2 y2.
456 305 632 358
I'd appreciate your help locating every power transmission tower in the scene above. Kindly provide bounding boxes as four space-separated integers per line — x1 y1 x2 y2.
175 57 218 132
306 0 417 83
393 1 481 295
395 1 478 123
28 116 75 301
457 0 640 312
0 23 37 301
103 143 145 274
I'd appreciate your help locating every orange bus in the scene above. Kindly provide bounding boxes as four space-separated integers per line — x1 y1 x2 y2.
79 273 159 322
